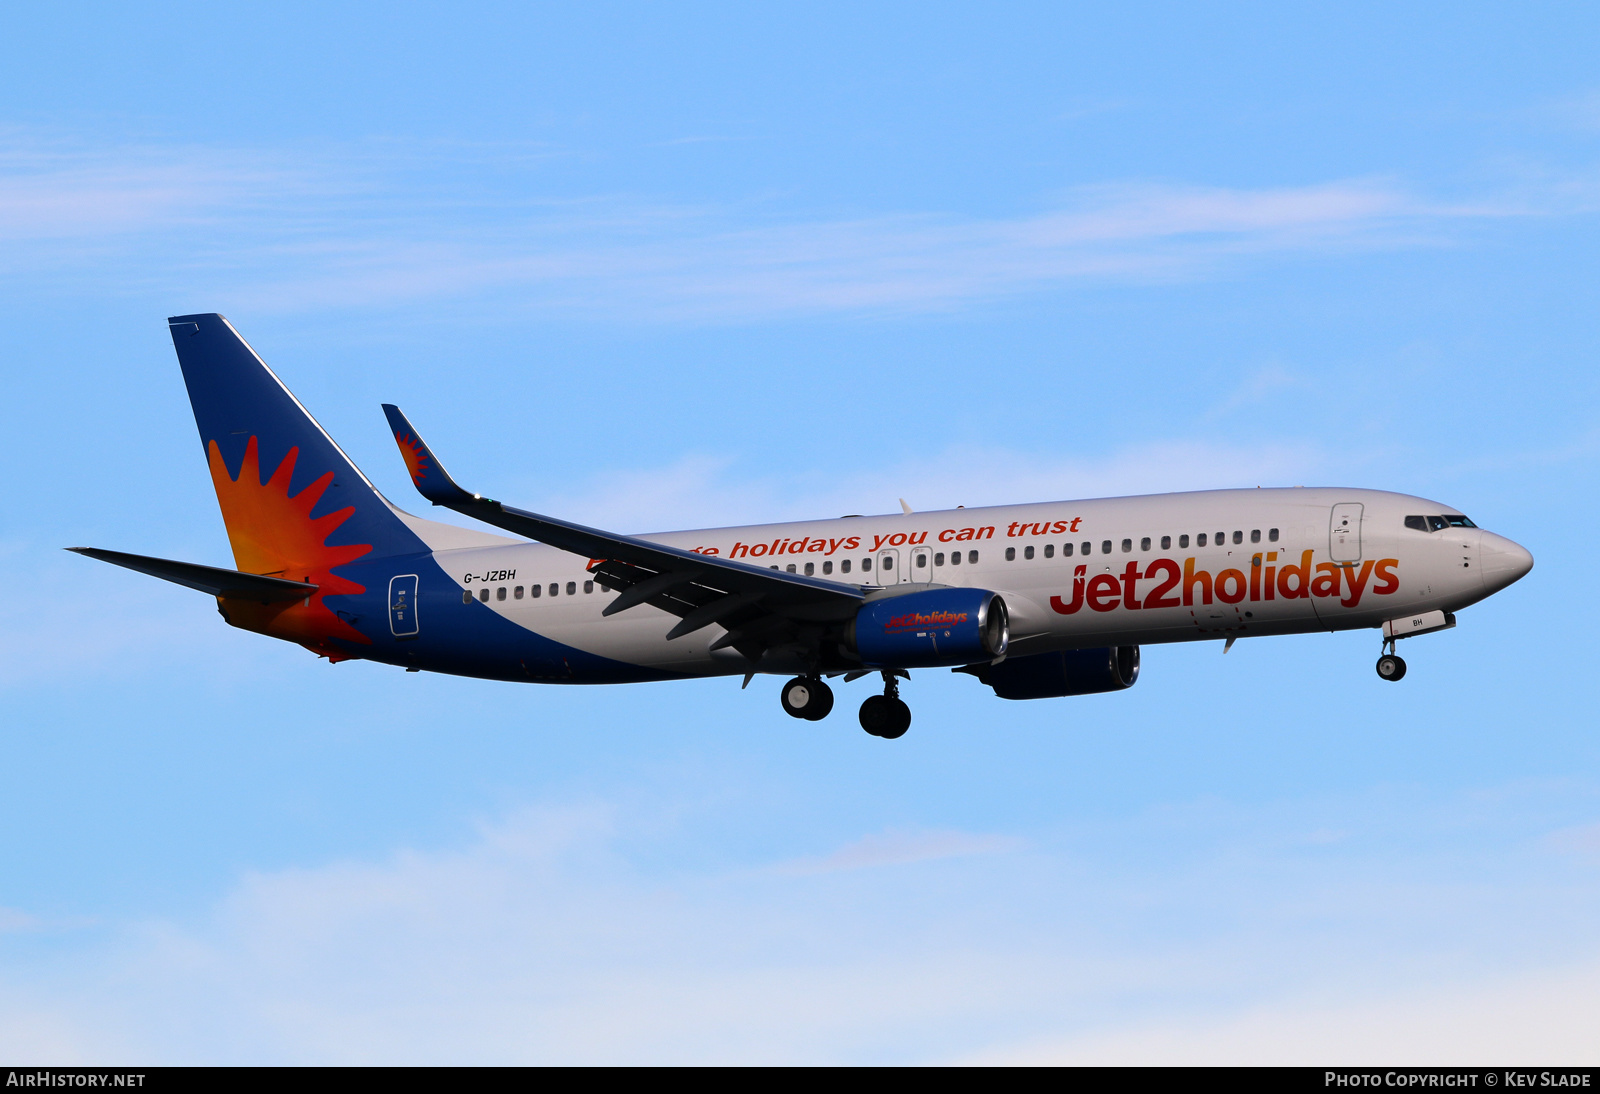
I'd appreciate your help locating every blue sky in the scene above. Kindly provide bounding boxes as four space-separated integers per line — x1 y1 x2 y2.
2 2 1598 1063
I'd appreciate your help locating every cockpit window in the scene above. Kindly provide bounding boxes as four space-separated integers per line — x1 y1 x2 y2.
1426 516 1448 532
1405 516 1427 532
1444 514 1477 528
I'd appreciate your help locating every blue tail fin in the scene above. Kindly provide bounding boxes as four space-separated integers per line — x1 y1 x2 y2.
168 313 427 571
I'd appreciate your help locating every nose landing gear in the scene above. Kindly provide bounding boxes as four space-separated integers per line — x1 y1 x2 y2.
859 671 912 739
1376 638 1407 682
780 676 835 720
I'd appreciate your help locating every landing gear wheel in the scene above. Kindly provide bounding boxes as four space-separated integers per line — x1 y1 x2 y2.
1376 654 1407 682
859 695 911 738
780 677 834 720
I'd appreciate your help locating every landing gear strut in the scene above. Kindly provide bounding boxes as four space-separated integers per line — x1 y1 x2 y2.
780 676 834 720
859 672 911 739
1376 638 1407 682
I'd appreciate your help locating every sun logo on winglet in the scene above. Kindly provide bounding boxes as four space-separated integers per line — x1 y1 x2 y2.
395 432 430 484
207 436 373 655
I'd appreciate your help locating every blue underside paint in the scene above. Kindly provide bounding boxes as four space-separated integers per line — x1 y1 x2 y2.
326 552 684 685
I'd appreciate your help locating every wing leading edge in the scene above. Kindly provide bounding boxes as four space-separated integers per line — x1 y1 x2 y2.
381 404 867 664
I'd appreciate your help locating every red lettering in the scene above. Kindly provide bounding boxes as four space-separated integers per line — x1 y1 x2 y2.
1276 550 1314 599
1086 574 1121 612
1372 558 1400 595
1051 565 1088 615
730 542 749 559
1183 557 1212 606
1143 559 1180 609
1339 560 1374 607
1120 561 1142 610
1311 563 1341 598
1215 568 1247 604
938 529 956 542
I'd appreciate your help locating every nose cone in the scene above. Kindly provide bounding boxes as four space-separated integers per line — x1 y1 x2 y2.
1480 531 1534 596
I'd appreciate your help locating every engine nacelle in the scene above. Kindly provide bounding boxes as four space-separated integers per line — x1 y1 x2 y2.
848 588 1008 669
960 646 1139 700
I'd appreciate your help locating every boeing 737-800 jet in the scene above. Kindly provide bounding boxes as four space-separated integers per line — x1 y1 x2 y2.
73 315 1534 738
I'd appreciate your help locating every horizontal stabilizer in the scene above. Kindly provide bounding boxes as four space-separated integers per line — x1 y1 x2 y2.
67 547 318 602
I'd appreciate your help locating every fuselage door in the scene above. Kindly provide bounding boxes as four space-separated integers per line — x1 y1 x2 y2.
876 548 902 584
910 546 931 583
389 574 420 638
1329 503 1364 563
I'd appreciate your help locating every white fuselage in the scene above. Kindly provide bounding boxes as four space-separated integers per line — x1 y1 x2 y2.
428 487 1529 678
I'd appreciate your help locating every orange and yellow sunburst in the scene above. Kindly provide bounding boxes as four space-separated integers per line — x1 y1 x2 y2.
395 432 430 484
207 436 373 657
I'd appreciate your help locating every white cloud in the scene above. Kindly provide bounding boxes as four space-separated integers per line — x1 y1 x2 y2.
2 787 1597 1064
772 828 1022 876
967 962 1600 1065
0 130 1584 319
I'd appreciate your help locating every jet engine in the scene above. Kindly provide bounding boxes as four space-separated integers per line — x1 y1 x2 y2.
959 646 1139 700
846 588 1008 669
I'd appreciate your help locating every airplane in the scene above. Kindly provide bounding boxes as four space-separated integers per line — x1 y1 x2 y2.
71 314 1534 739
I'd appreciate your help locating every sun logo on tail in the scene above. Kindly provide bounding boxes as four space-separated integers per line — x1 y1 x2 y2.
395 432 430 484
207 437 373 655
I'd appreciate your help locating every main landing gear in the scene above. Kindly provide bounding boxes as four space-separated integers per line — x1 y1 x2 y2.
1376 638 1407 682
780 676 834 721
859 671 911 740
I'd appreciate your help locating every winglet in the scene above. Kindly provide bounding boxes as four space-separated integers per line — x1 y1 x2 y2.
381 404 480 506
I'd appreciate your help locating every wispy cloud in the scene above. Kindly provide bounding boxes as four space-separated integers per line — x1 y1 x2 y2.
772 828 1021 876
0 784 1596 1063
0 131 1586 320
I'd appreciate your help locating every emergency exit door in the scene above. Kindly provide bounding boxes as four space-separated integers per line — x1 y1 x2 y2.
389 574 420 637
1329 504 1363 563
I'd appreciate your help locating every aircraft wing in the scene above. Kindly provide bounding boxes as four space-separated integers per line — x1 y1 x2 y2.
382 405 867 662
67 547 319 601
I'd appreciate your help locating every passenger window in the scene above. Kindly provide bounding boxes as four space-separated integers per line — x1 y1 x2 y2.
1445 515 1477 528
549 583 559 597
1180 535 1189 548
823 560 833 574
882 556 894 570
786 563 796 573
584 581 593 594
1005 547 1016 561
1250 529 1261 544
1101 540 1112 554
968 551 979 564
1161 536 1171 550
462 590 472 605
949 551 960 565
1405 515 1427 531
514 586 524 599
1081 542 1091 556
1426 516 1447 532
862 558 872 571
1043 544 1054 559
566 581 577 595
1215 531 1225 545
1121 539 1132 553
479 588 490 602
1140 537 1151 551
1269 528 1279 542
531 584 541 598
496 587 506 601
1024 545 1034 560
914 554 926 570
1063 542 1074 557
841 559 852 574
1197 533 1207 547
1232 530 1243 545
805 562 814 575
